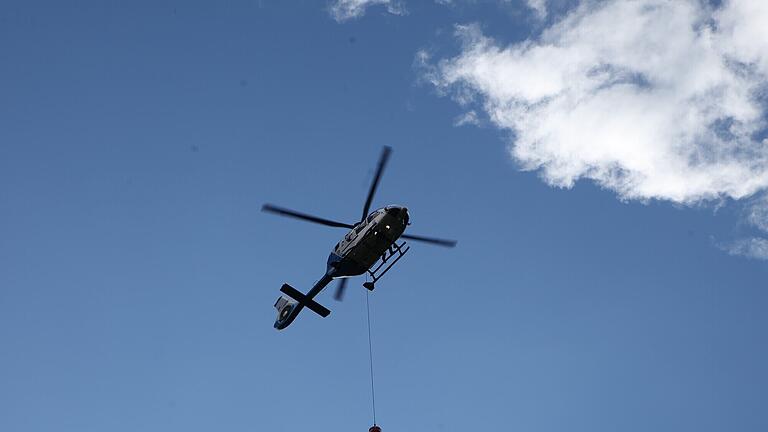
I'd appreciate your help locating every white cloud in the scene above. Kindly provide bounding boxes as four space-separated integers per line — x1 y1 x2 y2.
423 0 768 258
438 0 549 17
426 0 768 205
525 0 547 18
745 194 768 232
454 110 481 126
330 0 548 22
330 0 406 22
724 237 768 260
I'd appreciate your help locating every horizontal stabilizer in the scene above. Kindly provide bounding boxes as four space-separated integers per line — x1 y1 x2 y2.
280 284 331 317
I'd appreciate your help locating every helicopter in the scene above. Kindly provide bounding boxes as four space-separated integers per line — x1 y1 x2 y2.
263 146 456 330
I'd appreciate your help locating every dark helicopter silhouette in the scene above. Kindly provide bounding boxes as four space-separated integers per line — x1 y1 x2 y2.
263 146 456 330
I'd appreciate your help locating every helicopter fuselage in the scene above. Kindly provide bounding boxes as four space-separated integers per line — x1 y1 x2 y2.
327 205 409 278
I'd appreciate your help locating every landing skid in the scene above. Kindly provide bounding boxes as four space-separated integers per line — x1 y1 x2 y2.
364 241 410 291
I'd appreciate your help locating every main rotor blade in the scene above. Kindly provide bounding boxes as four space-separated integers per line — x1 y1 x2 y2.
361 146 392 223
333 278 349 301
262 204 354 229
401 233 458 248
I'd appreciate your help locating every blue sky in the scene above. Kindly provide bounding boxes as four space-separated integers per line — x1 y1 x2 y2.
2 1 768 431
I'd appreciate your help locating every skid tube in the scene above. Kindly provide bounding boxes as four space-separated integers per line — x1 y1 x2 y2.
363 241 410 291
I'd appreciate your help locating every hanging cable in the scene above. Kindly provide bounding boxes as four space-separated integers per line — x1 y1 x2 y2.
365 288 377 426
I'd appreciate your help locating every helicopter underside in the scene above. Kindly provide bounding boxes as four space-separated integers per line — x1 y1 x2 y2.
327 252 368 278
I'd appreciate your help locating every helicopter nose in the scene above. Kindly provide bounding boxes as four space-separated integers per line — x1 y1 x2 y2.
387 206 409 224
